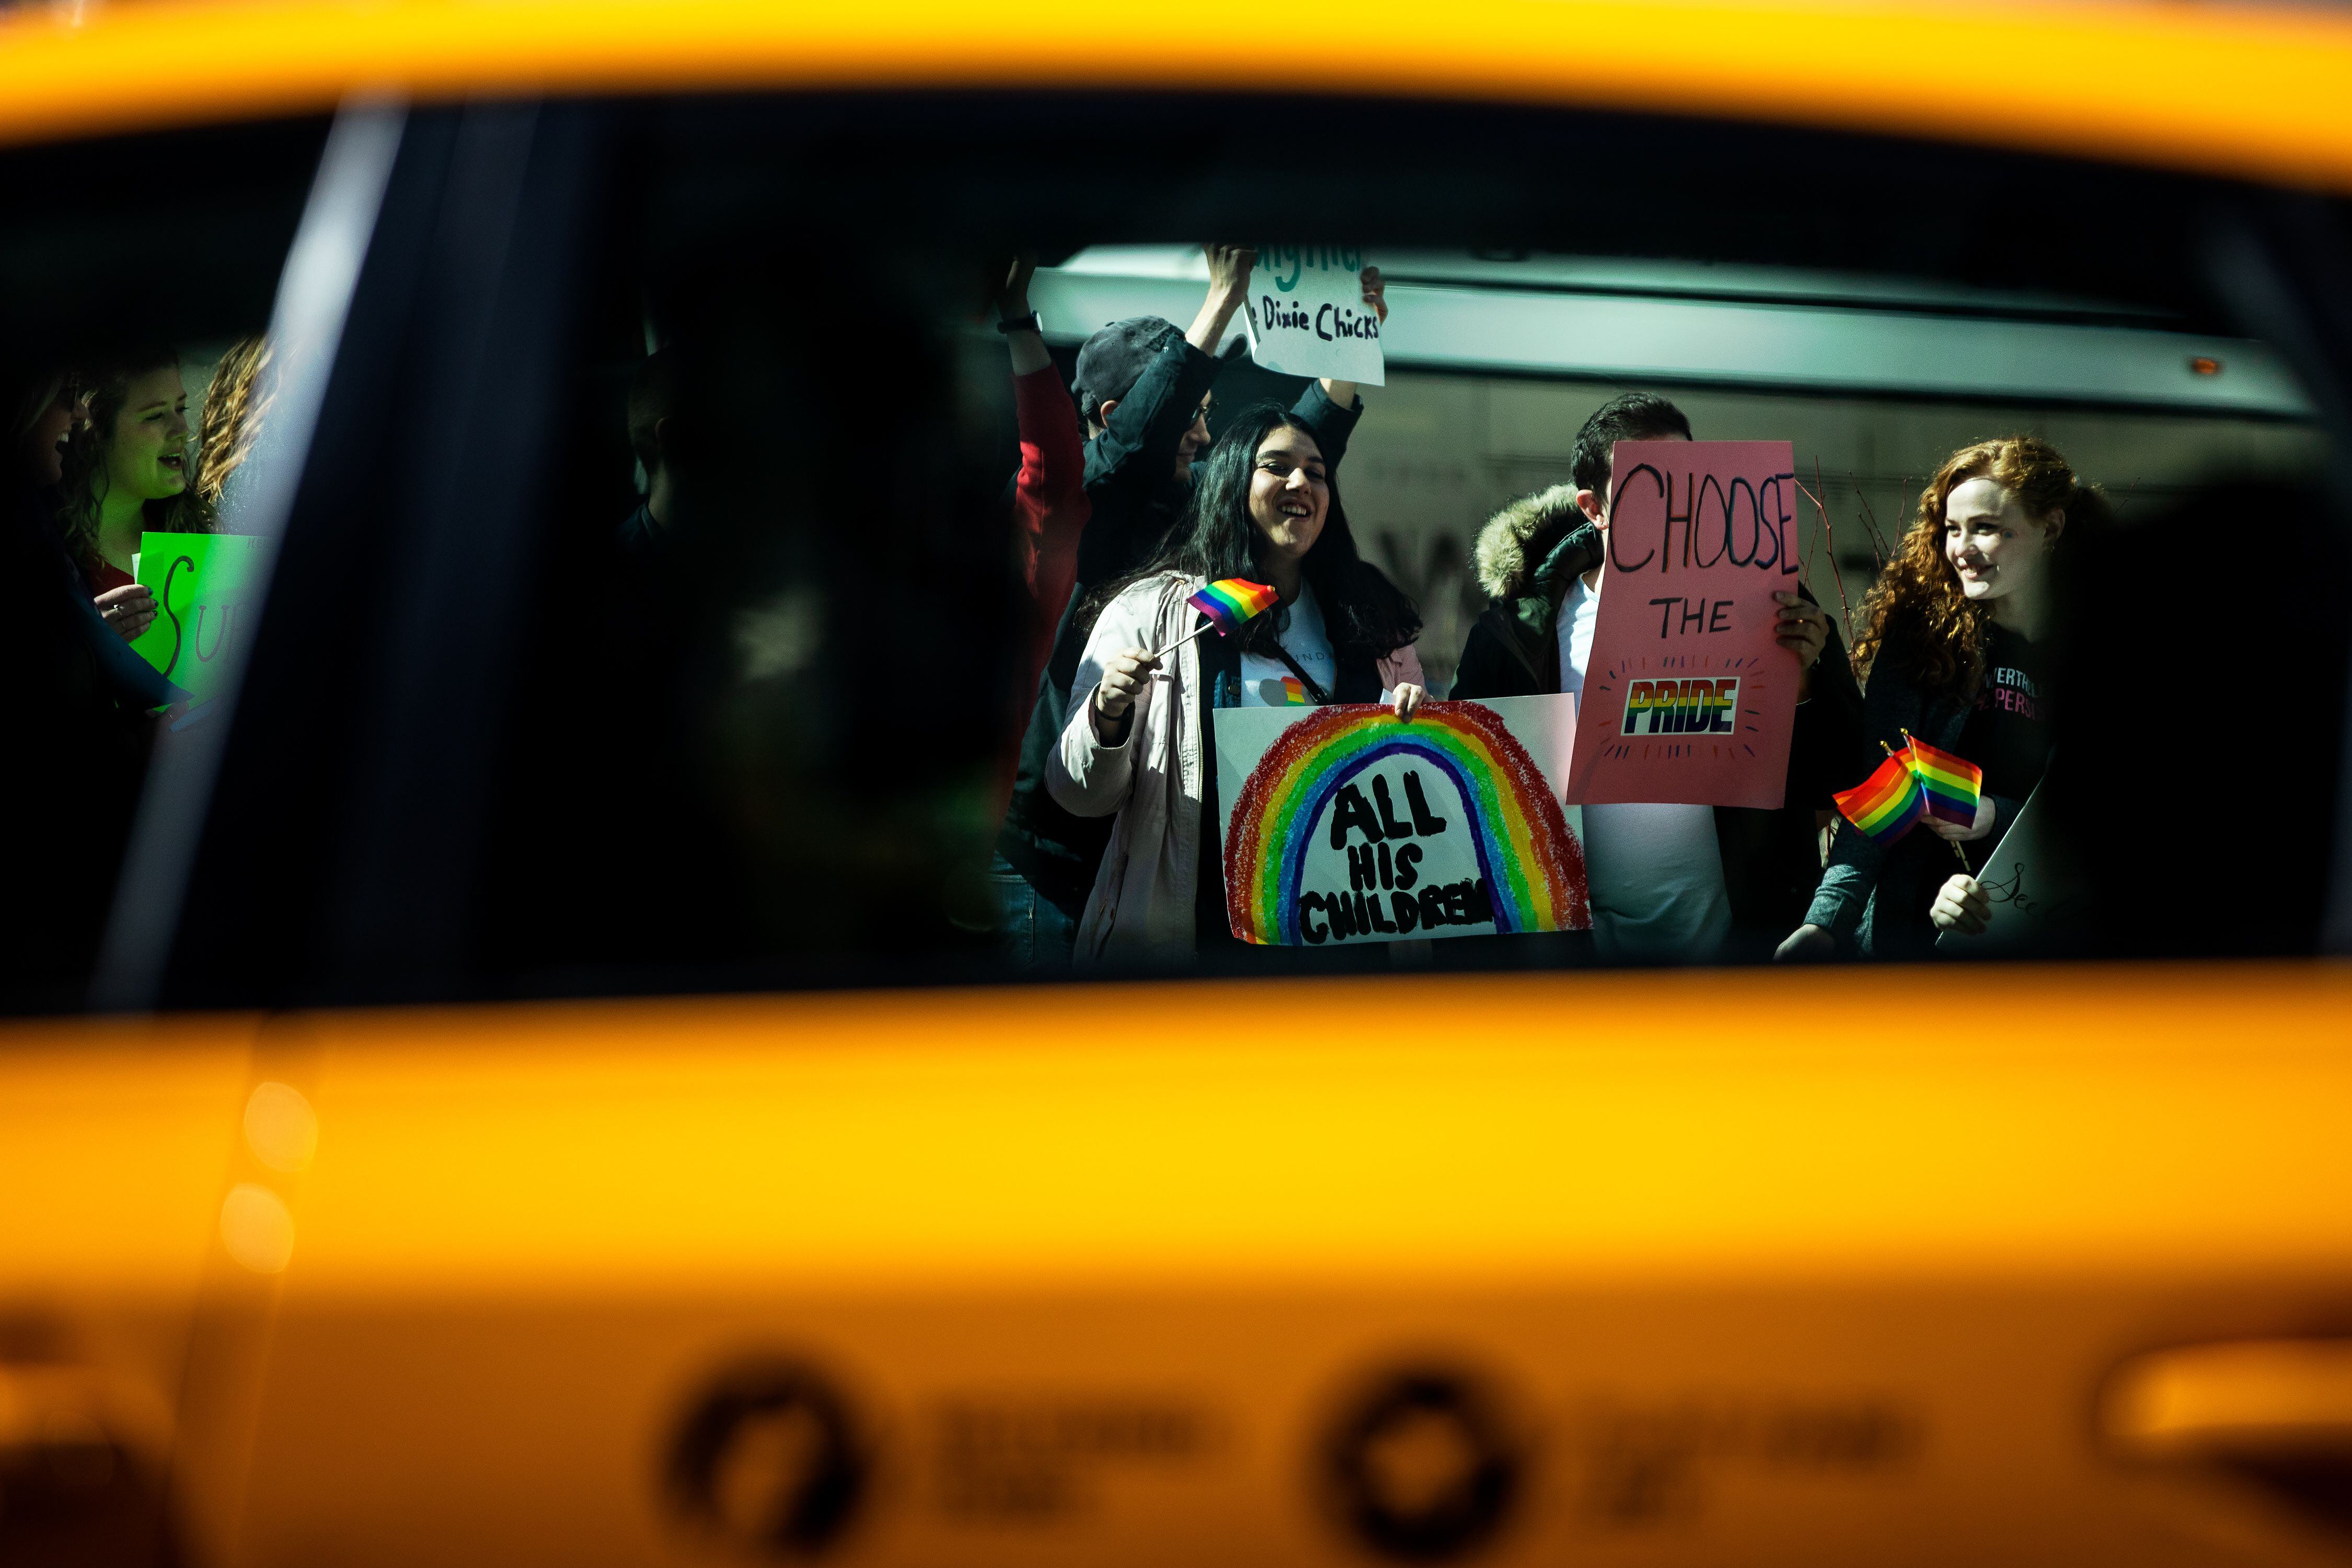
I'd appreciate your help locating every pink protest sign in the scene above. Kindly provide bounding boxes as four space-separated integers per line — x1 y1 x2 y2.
1562 440 1804 809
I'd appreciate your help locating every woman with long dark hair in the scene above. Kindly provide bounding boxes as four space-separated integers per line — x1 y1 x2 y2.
1778 435 2106 960
1046 402 1425 962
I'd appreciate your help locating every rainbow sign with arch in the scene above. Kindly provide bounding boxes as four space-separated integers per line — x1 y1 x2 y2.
1219 699 1589 947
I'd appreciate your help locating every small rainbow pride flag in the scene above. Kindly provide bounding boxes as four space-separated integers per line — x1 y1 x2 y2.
1834 750 1926 845
1189 578 1282 637
1903 731 1984 827
1275 675 1308 705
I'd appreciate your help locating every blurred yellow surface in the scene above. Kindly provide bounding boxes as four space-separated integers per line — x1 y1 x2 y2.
13 966 2337 1295
0 1016 257 1295
12 970 2344 1564
3 0 2352 193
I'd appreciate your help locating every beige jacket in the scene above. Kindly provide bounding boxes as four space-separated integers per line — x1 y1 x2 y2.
1046 574 1425 963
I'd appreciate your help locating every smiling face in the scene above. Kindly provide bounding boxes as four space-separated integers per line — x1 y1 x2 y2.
1944 474 2061 605
1246 425 1328 566
106 365 190 502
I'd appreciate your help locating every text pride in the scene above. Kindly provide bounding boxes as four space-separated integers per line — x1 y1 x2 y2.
1621 675 1739 736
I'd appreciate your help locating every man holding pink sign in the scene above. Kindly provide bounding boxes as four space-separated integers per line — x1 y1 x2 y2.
1453 395 1864 962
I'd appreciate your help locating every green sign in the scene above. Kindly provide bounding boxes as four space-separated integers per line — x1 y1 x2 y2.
129 532 274 700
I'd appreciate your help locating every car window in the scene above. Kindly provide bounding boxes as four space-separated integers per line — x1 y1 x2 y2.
9 95 2347 1011
457 95 2350 997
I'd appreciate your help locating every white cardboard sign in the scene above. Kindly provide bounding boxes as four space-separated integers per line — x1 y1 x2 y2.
1212 694 1588 946
1934 777 2092 955
1242 246 1385 386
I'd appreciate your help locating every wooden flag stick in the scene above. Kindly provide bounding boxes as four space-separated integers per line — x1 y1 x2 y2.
1149 618 1217 661
1942 831 1973 870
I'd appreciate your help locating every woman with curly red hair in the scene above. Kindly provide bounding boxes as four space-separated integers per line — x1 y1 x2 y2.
1778 435 2108 960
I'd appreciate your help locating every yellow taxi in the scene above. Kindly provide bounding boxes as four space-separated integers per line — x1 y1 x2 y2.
5 0 2352 1563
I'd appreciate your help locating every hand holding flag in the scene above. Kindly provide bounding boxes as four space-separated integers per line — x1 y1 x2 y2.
1832 733 1985 866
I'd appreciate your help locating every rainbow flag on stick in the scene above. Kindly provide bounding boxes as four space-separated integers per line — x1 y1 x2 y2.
1832 750 1926 845
1188 578 1282 636
1903 730 1984 828
1154 578 1284 659
1832 736 1986 865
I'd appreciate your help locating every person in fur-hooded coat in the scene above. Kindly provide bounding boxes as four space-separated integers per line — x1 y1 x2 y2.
1451 481 1868 958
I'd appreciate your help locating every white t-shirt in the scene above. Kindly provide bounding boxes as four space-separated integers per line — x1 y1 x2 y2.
1238 582 1339 708
1557 573 1733 963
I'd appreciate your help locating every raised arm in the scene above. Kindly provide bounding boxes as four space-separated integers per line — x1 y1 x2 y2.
1086 244 1253 498
1185 243 1255 354
998 253 1052 377
1000 253 1090 628
1290 268 1386 466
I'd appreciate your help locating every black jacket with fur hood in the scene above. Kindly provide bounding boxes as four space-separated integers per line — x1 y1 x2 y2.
1451 484 1869 955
